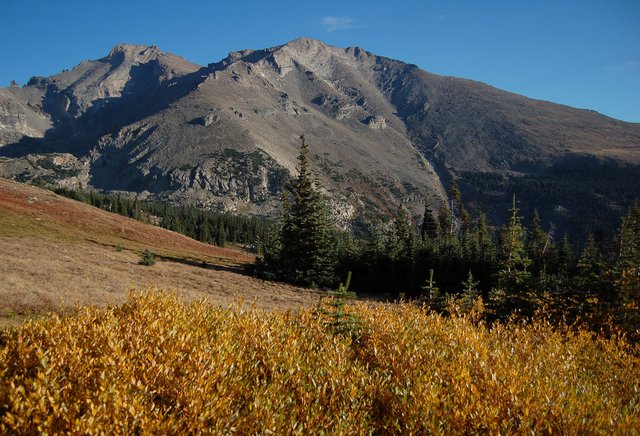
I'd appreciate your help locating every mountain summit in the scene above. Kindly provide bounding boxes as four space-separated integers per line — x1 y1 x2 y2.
1 38 639 232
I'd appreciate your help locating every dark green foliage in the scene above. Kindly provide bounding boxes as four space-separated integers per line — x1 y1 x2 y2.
556 233 575 279
498 195 531 286
420 198 439 241
49 163 640 339
609 203 640 340
139 249 155 266
574 233 605 290
259 135 336 287
458 159 640 242
489 196 534 318
528 209 552 275
319 272 363 339
325 190 639 338
52 187 269 250
437 204 453 238
421 269 444 311
460 271 481 311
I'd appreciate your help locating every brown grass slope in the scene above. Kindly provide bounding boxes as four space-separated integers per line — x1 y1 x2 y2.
0 178 321 327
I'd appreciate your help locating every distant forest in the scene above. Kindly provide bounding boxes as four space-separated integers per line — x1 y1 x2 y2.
52 187 270 250
459 158 640 242
52 156 640 341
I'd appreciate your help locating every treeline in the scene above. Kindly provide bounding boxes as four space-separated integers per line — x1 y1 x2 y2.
52 187 269 249
259 138 640 340
459 158 640 241
332 194 640 327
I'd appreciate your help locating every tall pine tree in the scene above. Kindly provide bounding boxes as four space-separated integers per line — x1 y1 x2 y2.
491 195 532 317
278 135 336 287
420 197 439 242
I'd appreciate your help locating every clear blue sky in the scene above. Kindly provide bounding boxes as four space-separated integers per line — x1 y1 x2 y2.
2 0 638 122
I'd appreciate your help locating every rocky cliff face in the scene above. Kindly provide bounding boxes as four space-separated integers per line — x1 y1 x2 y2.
1 38 639 230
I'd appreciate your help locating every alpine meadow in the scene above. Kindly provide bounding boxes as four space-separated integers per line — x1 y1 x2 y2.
1 16 640 433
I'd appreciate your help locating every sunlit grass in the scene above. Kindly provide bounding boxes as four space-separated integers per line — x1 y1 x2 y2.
1 290 638 433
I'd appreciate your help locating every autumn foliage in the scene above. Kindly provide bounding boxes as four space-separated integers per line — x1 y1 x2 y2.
1 290 639 433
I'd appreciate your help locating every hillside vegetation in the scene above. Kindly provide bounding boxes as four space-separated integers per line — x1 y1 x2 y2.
1 290 638 433
0 178 321 326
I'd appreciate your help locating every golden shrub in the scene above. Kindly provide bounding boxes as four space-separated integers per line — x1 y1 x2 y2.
1 290 639 434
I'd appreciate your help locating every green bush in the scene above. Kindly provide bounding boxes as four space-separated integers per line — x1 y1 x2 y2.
139 249 155 266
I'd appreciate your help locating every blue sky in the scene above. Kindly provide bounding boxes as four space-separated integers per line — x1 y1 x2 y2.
2 0 638 122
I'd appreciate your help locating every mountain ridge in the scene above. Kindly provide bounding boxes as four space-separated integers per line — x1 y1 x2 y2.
1 38 639 234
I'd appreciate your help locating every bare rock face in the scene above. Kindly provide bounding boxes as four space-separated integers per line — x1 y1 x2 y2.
192 113 219 127
0 90 51 145
364 115 387 130
0 152 89 189
0 37 639 231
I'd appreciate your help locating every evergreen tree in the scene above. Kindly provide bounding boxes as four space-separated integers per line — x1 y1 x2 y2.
474 213 495 261
437 204 453 238
528 208 551 274
257 193 290 280
460 270 481 311
498 195 531 285
450 179 470 233
607 201 640 340
574 232 609 310
420 197 439 242
390 204 418 294
199 219 212 243
391 204 415 261
613 201 640 304
215 223 226 247
576 234 602 280
131 198 141 220
278 135 336 287
556 233 575 279
422 269 444 311
491 195 532 317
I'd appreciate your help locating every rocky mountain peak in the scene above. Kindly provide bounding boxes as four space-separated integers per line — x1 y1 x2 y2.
282 37 330 53
215 38 375 81
104 43 199 74
108 43 159 57
1 39 639 237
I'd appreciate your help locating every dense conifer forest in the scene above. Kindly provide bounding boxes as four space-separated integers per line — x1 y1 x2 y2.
50 140 640 341
259 139 640 341
52 187 269 249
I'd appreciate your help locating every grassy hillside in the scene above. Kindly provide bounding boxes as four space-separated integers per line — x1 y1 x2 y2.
1 291 638 433
0 178 321 326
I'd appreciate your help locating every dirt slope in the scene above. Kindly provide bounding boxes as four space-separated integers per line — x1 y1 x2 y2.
0 178 322 327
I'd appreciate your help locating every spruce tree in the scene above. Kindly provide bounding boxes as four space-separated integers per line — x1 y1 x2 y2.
390 204 418 294
437 205 453 239
279 135 336 287
528 208 551 274
420 197 439 242
257 192 290 280
574 232 608 308
460 270 481 311
422 269 444 311
475 213 495 262
609 201 640 340
450 179 470 233
391 204 415 261
498 195 531 285
556 233 575 279
491 195 532 317
613 201 640 304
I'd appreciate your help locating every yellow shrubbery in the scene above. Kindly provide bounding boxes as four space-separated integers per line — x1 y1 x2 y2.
1 290 639 433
